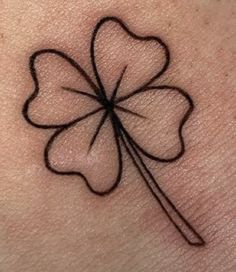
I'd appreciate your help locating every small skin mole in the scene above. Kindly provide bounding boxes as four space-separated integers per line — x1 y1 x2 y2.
204 19 210 26
0 33 5 44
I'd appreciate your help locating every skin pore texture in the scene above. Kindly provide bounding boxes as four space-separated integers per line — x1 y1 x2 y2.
0 0 236 271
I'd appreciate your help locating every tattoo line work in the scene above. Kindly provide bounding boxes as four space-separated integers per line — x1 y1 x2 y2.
22 16 205 246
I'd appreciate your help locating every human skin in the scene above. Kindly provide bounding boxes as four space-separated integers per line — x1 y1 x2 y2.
0 0 236 271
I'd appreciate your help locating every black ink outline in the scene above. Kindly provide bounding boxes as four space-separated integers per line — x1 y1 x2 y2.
117 85 194 163
22 16 205 246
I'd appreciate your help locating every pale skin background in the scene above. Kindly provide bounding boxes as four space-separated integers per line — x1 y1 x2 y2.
0 0 236 271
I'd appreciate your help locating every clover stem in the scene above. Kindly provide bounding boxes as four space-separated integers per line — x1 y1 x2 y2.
120 131 205 246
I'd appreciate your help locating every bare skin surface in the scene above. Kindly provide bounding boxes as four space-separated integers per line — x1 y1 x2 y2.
0 1 236 271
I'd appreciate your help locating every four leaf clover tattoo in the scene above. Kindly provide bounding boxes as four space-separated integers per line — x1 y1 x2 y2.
23 16 205 246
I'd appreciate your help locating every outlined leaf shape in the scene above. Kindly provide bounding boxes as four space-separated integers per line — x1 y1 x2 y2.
22 16 205 246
